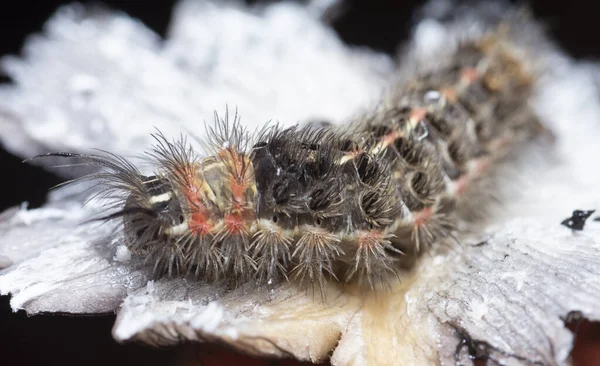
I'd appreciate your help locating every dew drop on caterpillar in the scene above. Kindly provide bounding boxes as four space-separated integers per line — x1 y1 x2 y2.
36 24 552 297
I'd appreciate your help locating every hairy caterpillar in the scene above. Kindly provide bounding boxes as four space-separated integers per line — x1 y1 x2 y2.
37 24 550 296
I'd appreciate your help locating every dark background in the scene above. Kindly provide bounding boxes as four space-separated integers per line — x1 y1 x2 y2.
0 1 598 365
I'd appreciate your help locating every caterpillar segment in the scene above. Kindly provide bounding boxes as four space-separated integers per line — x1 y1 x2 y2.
41 29 549 294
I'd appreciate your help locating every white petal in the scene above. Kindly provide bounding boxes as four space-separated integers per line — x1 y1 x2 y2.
0 202 149 314
0 0 391 169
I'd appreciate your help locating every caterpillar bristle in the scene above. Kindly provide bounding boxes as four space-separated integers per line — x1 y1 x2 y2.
250 223 293 284
290 228 344 298
37 21 552 297
344 231 401 290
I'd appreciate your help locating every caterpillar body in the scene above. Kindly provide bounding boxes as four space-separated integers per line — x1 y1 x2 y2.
41 26 550 295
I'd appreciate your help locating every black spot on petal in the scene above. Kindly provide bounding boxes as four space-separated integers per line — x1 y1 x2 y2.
561 209 595 231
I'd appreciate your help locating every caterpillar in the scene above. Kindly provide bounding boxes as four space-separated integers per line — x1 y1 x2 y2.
37 24 551 296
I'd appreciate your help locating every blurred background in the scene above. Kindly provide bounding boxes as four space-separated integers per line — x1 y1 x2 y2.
1 0 599 365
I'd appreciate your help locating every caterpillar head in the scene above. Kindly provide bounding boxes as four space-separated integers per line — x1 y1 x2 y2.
121 174 187 250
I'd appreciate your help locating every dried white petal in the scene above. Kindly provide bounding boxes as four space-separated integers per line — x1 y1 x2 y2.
114 280 358 362
0 0 391 167
164 0 391 124
0 202 149 314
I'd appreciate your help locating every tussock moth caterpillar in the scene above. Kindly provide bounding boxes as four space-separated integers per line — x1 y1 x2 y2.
36 21 551 296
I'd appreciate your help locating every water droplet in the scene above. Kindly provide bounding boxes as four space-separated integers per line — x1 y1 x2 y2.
424 90 441 104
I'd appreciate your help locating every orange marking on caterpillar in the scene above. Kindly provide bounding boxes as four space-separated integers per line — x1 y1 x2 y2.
372 130 404 155
230 182 246 204
340 147 366 163
185 186 214 236
219 148 255 211
223 212 248 235
190 212 213 236
453 174 470 197
413 206 434 227
441 87 458 102
357 230 385 246
460 67 479 84
176 164 215 236
453 157 491 197
219 147 248 183
381 130 404 148
409 108 427 128
487 135 512 152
